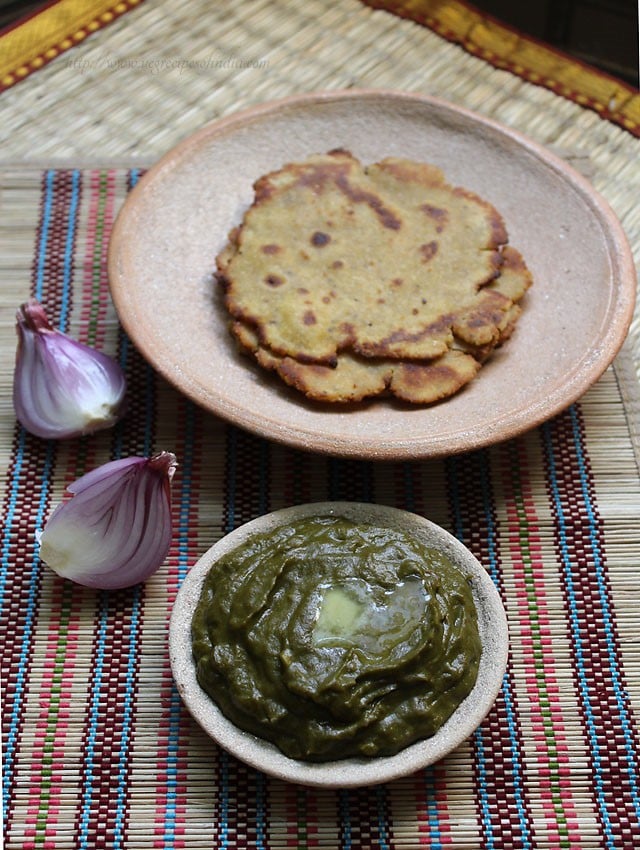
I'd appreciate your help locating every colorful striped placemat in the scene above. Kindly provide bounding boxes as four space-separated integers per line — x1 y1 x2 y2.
2 166 640 848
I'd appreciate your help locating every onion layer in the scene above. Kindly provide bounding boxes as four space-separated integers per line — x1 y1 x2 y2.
13 299 127 440
38 452 178 590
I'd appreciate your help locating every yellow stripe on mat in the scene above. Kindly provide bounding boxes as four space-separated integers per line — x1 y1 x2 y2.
0 0 144 91
361 0 640 136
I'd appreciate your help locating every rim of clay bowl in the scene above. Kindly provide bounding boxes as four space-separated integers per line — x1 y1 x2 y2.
169 502 509 787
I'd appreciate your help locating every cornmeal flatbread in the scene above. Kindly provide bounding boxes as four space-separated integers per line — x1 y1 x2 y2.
234 319 481 403
216 150 532 404
229 245 530 404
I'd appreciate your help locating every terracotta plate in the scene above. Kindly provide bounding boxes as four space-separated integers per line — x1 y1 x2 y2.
108 90 636 459
169 502 509 787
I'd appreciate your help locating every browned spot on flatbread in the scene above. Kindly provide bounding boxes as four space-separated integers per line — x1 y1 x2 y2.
334 173 402 231
451 185 508 246
420 203 449 232
263 150 403 232
420 241 438 262
276 354 390 402
355 313 453 359
264 274 285 287
390 350 480 404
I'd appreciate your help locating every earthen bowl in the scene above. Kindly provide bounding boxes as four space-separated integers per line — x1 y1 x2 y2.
169 502 509 787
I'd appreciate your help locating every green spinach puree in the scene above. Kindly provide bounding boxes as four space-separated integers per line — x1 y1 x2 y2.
191 516 481 761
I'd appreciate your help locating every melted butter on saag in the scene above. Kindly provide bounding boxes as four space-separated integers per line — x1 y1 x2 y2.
191 515 481 762
313 578 429 654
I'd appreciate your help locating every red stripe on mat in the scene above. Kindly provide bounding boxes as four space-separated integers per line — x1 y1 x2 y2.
0 169 78 836
445 449 533 847
543 406 640 845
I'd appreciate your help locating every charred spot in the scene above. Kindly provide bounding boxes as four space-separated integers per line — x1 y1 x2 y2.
358 314 453 356
419 204 449 233
335 173 402 230
456 293 509 337
215 271 230 291
264 274 285 287
277 358 338 397
253 174 277 202
261 243 281 255
465 309 502 330
391 278 403 287
290 349 338 367
297 287 310 295
308 362 336 376
295 160 352 195
311 231 331 247
322 295 332 304
402 361 457 387
481 250 504 281
502 245 526 273
338 321 357 346
331 260 344 270
420 241 439 262
303 310 317 325
452 186 508 245
490 212 508 246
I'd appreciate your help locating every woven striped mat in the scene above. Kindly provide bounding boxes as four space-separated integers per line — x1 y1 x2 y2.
2 0 640 847
1 166 640 848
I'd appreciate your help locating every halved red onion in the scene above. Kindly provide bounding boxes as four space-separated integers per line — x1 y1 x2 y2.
13 299 127 440
38 452 178 589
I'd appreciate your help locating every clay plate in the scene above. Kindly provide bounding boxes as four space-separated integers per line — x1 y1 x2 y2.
108 90 636 459
169 502 509 787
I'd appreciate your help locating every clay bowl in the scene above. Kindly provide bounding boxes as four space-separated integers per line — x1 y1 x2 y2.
169 502 509 787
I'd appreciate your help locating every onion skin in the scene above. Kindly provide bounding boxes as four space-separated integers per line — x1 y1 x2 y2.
13 299 127 440
38 452 178 590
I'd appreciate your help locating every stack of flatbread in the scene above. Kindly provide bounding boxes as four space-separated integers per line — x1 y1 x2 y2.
216 149 532 404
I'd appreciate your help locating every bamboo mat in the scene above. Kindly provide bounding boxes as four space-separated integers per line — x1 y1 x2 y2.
2 166 640 849
2 1 640 848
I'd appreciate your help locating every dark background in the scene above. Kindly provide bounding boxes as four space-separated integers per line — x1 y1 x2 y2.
1 0 638 86
477 0 638 85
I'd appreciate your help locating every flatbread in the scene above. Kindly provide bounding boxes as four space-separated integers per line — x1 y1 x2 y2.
229 242 530 403
218 149 509 365
216 151 532 404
